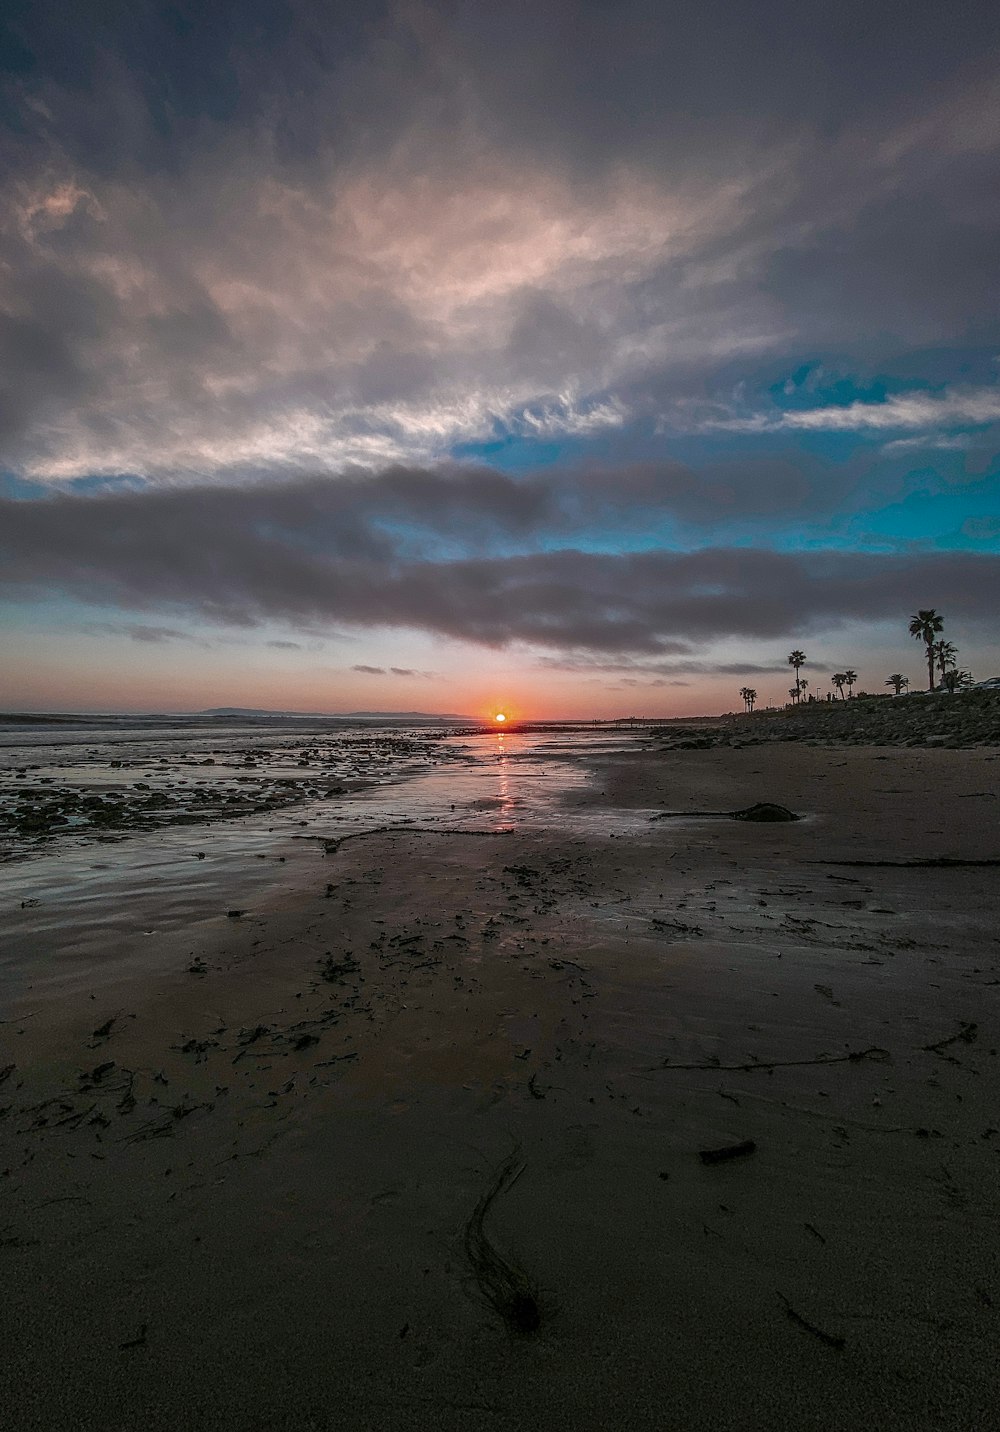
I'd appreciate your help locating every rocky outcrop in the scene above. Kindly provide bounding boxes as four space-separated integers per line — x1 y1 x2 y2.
653 690 1000 751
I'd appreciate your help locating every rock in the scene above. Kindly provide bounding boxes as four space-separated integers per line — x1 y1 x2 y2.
731 802 800 822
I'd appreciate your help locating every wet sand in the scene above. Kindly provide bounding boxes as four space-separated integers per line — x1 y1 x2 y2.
2 740 999 1431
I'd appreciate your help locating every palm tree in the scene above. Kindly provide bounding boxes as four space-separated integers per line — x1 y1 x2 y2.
843 669 858 698
799 679 810 702
885 674 909 695
940 669 972 694
832 673 847 699
788 650 806 702
740 686 757 713
909 610 943 691
933 640 958 679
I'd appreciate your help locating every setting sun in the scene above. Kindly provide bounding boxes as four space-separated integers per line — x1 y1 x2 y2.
495 712 507 723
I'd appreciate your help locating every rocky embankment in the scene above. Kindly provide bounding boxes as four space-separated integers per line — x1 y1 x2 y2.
655 689 1000 750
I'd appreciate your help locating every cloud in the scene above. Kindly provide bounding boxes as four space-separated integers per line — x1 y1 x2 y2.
121 623 191 644
3 478 997 656
537 655 829 677
352 664 386 675
618 677 691 688
78 619 212 646
786 388 995 434
960 516 1000 540
0 458 841 578
266 638 302 649
2 3 997 488
0 101 730 481
881 433 977 454
672 385 1000 438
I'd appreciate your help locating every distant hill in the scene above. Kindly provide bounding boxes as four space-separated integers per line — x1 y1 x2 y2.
344 710 473 721
196 707 473 721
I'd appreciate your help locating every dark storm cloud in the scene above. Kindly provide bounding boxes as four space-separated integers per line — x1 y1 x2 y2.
1 1 997 481
3 480 996 654
0 460 843 570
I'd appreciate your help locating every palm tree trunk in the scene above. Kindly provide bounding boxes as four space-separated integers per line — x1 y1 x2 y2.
926 643 935 691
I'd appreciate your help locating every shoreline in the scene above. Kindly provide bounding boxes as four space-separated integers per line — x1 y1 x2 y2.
2 741 999 1429
0 726 470 864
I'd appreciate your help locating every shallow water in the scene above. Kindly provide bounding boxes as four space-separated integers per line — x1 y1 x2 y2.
0 723 650 998
0 720 464 850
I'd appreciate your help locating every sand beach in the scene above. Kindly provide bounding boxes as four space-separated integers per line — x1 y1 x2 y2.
2 715 999 1431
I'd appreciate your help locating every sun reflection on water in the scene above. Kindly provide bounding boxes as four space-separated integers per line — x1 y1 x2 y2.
495 728 516 825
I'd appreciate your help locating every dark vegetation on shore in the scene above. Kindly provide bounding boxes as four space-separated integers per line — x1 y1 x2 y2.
655 689 1000 750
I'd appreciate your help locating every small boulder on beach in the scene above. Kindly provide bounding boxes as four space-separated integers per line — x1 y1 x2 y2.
730 802 800 822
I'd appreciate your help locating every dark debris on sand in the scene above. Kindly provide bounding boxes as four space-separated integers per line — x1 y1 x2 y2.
464 1153 544 1337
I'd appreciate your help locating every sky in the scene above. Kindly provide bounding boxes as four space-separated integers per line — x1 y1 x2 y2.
1 0 998 719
